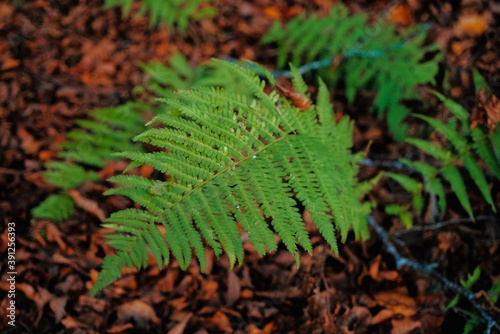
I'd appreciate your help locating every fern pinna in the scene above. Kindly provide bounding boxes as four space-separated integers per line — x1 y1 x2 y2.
91 60 374 295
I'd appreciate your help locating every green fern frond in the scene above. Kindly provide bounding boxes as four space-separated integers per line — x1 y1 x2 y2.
43 162 99 189
103 0 215 30
262 4 440 140
92 60 374 295
59 103 145 168
31 194 75 222
409 97 498 215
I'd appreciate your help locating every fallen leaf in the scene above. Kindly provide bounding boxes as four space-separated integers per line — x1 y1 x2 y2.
478 90 500 132
49 296 67 323
457 14 489 36
17 126 42 154
1 59 20 71
69 190 106 222
263 7 282 20
276 83 311 111
62 316 90 329
206 311 233 333
388 4 415 26
116 300 160 328
107 323 135 333
199 280 218 301
168 312 193 334
226 271 241 307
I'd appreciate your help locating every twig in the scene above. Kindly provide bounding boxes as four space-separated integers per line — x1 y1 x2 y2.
368 216 500 334
393 215 498 237
360 158 406 170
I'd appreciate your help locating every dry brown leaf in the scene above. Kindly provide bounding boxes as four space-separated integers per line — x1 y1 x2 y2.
206 311 233 333
370 308 394 325
1 59 20 71
79 295 108 313
116 300 160 328
168 312 193 334
69 190 106 222
17 126 42 154
61 316 90 329
388 4 415 26
276 83 311 111
168 297 190 312
107 323 135 333
262 322 277 334
226 271 241 307
391 317 422 334
478 90 500 132
50 296 67 323
457 14 489 36
45 222 68 252
199 280 218 301
374 290 417 318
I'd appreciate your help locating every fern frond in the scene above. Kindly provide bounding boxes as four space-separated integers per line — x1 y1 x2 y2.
31 194 75 222
93 61 374 294
262 4 440 140
59 103 145 168
43 162 98 189
103 0 215 30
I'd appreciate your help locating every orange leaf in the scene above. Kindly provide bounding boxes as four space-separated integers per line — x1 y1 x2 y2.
263 7 282 20
457 14 489 36
388 4 414 26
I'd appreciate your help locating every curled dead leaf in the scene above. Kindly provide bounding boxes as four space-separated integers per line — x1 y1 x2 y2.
478 90 500 132
276 83 311 111
116 300 160 328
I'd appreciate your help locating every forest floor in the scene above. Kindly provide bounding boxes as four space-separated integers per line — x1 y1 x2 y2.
1 0 500 333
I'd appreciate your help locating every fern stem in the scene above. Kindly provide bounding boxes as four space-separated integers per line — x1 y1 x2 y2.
360 158 406 170
368 216 500 333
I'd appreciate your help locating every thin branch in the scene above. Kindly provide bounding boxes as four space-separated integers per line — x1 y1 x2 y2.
360 158 406 170
393 215 498 237
368 216 500 333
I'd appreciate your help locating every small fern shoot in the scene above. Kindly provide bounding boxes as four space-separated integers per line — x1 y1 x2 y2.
31 194 75 222
91 60 375 296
